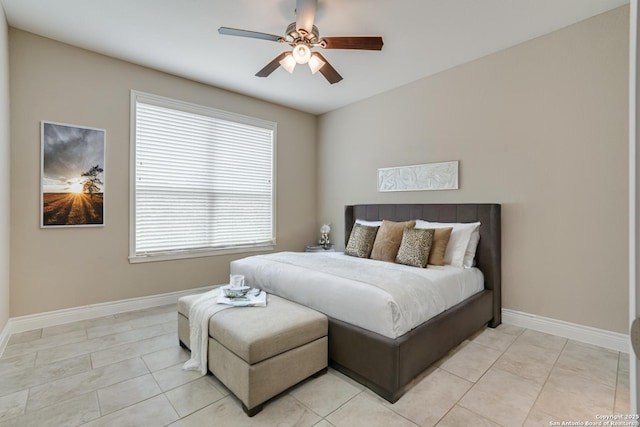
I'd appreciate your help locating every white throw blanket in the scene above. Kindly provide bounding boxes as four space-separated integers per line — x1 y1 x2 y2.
182 288 231 375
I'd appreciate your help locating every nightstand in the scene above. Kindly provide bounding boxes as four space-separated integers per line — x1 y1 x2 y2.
305 244 335 252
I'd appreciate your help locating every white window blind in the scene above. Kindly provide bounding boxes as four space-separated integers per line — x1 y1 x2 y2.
130 91 275 261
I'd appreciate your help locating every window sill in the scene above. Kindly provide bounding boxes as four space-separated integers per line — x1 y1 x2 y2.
129 244 275 264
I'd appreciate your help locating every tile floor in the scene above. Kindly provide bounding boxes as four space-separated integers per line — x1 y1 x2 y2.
0 304 631 426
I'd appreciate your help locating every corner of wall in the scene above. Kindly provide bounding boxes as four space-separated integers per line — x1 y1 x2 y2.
0 4 11 340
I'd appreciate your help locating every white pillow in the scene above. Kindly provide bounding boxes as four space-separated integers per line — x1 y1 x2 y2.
464 229 480 268
415 220 480 267
355 219 383 227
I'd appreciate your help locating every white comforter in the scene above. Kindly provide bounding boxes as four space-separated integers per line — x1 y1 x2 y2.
231 252 483 339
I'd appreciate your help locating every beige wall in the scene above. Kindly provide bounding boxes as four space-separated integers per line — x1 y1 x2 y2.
318 7 629 333
0 7 10 330
9 30 317 317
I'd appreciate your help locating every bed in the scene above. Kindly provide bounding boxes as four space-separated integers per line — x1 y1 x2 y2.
231 203 501 403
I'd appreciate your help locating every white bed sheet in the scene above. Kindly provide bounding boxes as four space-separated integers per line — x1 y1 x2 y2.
230 252 484 339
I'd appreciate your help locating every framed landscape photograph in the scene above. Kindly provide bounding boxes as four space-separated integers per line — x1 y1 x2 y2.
41 121 106 228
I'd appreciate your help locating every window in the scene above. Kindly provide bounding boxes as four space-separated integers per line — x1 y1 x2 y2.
130 91 275 262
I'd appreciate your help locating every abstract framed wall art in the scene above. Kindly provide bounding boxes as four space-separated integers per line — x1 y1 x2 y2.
378 161 459 192
41 121 106 227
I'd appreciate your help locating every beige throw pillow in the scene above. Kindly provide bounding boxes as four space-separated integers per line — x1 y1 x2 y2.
370 220 416 262
344 223 379 258
428 227 453 266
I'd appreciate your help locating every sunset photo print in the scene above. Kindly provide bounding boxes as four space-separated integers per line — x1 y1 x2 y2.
41 121 106 227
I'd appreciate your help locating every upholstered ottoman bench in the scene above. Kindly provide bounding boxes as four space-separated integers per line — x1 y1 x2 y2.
177 293 328 416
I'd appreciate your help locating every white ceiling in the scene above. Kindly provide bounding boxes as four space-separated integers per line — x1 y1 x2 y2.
0 0 629 115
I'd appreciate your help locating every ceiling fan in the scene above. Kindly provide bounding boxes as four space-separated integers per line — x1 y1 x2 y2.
218 0 383 84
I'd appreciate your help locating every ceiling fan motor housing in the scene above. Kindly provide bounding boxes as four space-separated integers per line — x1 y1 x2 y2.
286 22 319 44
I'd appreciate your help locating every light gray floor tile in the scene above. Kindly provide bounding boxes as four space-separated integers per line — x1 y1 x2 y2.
619 352 630 375
381 368 473 426
27 357 149 411
615 362 631 414
91 332 177 368
80 315 120 329
97 374 162 415
326 393 418 427
532 365 615 421
0 353 36 376
471 325 521 352
165 376 225 417
166 400 217 427
459 367 541 426
439 341 503 382
204 373 232 396
523 408 560 427
41 316 119 339
128 311 177 330
6 330 41 347
0 305 624 426
0 354 91 398
248 393 322 426
114 305 176 323
86 322 133 340
3 329 88 359
81 394 179 427
41 320 93 339
35 322 174 366
436 405 501 427
617 353 631 413
290 371 361 416
0 390 28 422
518 329 569 352
152 363 204 392
493 335 562 385
142 346 190 373
555 340 619 388
327 368 366 392
0 392 100 427
517 329 567 352
492 323 526 336
171 394 321 427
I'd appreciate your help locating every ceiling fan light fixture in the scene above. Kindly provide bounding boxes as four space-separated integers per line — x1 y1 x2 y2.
291 43 311 64
308 54 325 74
279 53 297 73
219 0 383 84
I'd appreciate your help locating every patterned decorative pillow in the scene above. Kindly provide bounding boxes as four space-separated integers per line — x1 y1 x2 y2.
345 223 379 258
395 228 434 268
370 220 416 262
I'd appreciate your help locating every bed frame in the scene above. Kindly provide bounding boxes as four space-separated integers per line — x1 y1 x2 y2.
328 203 501 403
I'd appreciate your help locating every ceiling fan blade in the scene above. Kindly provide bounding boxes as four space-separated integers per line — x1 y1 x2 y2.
312 52 343 84
321 36 384 50
218 27 283 42
295 0 317 34
255 52 290 77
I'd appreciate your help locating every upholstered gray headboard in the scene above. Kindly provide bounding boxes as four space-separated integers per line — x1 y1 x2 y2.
344 203 501 324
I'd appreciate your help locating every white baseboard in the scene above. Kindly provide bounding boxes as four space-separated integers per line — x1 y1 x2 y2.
2 292 629 357
8 285 216 335
0 318 10 357
502 308 630 353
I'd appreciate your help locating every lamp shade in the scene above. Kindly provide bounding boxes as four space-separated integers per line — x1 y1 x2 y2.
308 54 325 74
279 54 296 73
291 43 311 64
